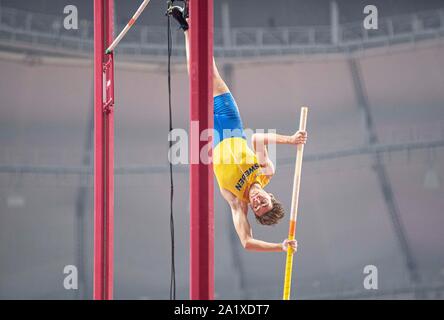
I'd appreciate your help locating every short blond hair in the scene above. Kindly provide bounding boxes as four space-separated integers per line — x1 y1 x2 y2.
255 194 285 226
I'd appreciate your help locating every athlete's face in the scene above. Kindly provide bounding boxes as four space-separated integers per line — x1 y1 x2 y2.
249 189 273 217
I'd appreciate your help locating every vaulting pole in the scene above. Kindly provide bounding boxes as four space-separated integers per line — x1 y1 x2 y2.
283 107 308 300
189 0 215 300
94 0 115 300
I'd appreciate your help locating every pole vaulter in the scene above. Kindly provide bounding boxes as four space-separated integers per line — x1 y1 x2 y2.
95 0 307 300
169 0 308 300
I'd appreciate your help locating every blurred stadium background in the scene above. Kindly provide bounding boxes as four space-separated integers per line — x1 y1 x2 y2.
0 0 443 299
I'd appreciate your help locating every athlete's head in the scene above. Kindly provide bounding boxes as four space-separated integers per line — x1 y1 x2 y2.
249 185 285 226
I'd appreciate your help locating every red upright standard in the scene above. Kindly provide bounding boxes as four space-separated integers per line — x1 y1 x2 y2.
189 0 215 300
93 0 114 300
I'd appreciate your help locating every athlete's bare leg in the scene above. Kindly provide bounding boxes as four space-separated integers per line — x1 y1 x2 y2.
184 29 230 97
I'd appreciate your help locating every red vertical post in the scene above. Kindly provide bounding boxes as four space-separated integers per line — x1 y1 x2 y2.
94 0 114 300
93 0 104 300
189 0 214 300
104 0 115 301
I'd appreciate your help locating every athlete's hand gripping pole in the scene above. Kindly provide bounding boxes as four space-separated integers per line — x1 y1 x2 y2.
282 106 308 300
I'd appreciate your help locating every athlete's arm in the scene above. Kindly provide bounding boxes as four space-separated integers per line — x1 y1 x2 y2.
252 131 308 148
220 189 296 253
252 131 307 176
251 139 275 177
230 200 282 252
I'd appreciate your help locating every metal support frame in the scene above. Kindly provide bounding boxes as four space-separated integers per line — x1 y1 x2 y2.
93 0 115 300
189 0 214 300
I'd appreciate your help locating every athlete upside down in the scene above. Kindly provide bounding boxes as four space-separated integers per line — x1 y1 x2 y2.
168 5 307 253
